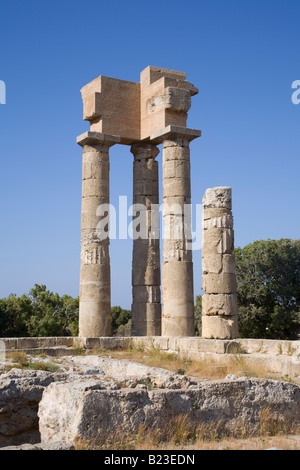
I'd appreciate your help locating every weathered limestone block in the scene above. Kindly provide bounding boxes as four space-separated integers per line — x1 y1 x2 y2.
202 294 238 316
202 187 238 339
38 376 300 447
80 75 140 143
203 186 232 210
202 228 234 256
202 273 237 294
202 315 239 339
222 254 236 274
202 253 223 275
203 214 233 230
0 369 54 447
132 285 161 304
146 86 192 115
163 160 190 180
131 303 161 337
140 66 199 141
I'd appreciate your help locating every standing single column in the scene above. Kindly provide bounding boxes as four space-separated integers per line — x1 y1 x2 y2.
161 137 194 336
201 186 239 339
77 132 119 337
131 143 161 336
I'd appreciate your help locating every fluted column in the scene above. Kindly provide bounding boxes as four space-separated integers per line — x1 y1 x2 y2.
130 143 161 336
77 131 119 337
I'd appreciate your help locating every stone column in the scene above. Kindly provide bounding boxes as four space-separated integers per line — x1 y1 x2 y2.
161 136 194 337
130 143 161 336
201 187 239 339
77 131 119 337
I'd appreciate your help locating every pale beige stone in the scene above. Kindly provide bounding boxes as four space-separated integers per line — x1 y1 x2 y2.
202 272 237 294
161 315 195 337
201 315 238 339
202 208 231 220
161 142 190 161
202 293 238 316
140 67 198 140
131 303 161 336
163 160 190 179
203 215 233 230
162 260 194 282
163 178 191 198
133 286 161 304
203 186 232 210
222 254 236 274
161 279 194 303
80 76 140 143
79 300 111 337
202 228 234 256
202 253 223 274
80 67 200 144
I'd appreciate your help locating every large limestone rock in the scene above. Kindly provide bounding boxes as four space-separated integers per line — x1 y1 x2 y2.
0 355 190 447
0 369 54 447
38 375 300 447
2 354 300 449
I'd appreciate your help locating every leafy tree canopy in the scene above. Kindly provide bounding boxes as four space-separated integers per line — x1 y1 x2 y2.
235 238 300 339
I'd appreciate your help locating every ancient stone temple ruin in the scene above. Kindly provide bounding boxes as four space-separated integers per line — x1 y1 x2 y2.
77 66 238 339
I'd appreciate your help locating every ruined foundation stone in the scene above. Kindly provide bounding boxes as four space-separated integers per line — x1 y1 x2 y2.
201 187 238 339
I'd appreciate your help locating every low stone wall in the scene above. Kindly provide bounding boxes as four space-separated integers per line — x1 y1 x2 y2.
1 336 300 383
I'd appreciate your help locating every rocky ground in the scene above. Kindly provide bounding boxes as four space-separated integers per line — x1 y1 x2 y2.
0 353 300 450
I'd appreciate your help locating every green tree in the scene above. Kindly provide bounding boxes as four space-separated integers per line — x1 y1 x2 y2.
0 285 79 337
111 306 131 336
235 239 300 339
25 284 79 337
0 294 31 337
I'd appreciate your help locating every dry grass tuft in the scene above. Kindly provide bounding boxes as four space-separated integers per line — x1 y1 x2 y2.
74 411 300 451
4 351 60 372
93 345 286 382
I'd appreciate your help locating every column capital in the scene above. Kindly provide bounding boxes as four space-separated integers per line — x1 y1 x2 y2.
149 125 201 144
77 131 120 148
130 142 160 160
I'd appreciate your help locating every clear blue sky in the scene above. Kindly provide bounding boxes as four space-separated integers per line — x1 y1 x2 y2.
0 0 299 308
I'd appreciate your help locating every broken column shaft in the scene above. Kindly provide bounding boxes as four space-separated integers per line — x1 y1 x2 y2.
201 187 239 339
